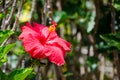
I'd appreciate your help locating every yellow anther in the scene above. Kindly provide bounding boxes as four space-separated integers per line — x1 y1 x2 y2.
49 25 56 32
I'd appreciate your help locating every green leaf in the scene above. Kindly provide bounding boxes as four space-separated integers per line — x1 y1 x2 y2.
0 13 5 19
0 43 16 59
54 11 68 23
8 68 33 80
86 56 99 71
100 32 120 50
0 43 16 66
0 69 8 80
87 11 95 33
64 72 73 77
0 56 7 66
13 41 25 55
0 30 14 44
25 71 36 79
96 43 110 53
114 3 120 10
31 58 47 67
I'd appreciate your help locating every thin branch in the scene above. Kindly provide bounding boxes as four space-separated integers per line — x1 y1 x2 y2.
12 0 24 31
16 55 25 69
110 1 115 33
1 0 7 29
0 0 24 46
47 0 53 24
1 0 17 30
36 66 41 80
42 0 47 25
29 0 36 23
92 0 101 56
99 55 105 80
109 0 120 79
0 37 10 47
1 0 18 29
54 65 66 80
0 1 13 13
7 0 17 24
56 0 62 11
36 1 42 22
1 0 24 46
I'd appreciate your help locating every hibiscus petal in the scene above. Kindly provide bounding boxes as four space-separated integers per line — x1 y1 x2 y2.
33 22 45 33
19 25 39 41
32 22 51 39
26 22 32 28
44 46 65 66
19 23 46 58
46 37 71 52
22 34 46 58
48 31 58 40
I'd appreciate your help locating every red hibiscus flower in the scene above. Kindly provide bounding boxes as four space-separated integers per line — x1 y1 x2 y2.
19 21 71 66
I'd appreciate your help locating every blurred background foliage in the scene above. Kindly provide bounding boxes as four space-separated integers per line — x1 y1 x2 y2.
0 0 120 80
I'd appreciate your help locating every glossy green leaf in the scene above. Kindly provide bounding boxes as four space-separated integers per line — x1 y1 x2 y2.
0 43 15 66
54 11 68 23
86 56 99 71
87 11 95 33
13 41 25 55
0 69 8 80
31 58 47 67
0 13 5 19
25 71 36 79
0 30 14 44
100 32 120 50
0 43 16 59
8 68 33 80
64 72 73 77
114 3 120 10
96 42 110 53
0 56 7 66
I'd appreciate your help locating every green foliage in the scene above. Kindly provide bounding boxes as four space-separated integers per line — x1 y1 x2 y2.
64 72 73 77
0 13 5 19
0 43 15 66
8 68 33 80
86 56 99 71
0 30 14 44
63 0 81 15
13 41 25 55
54 11 68 23
114 0 120 10
31 58 47 67
100 32 120 50
0 55 7 66
87 11 95 33
0 68 34 80
25 71 36 79
0 43 16 59
0 70 8 80
96 42 110 53
114 3 120 10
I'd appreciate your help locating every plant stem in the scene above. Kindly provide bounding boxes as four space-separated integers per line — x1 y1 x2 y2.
12 0 24 31
42 0 47 25
36 66 41 80
1 0 17 30
109 0 120 79
29 0 36 23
